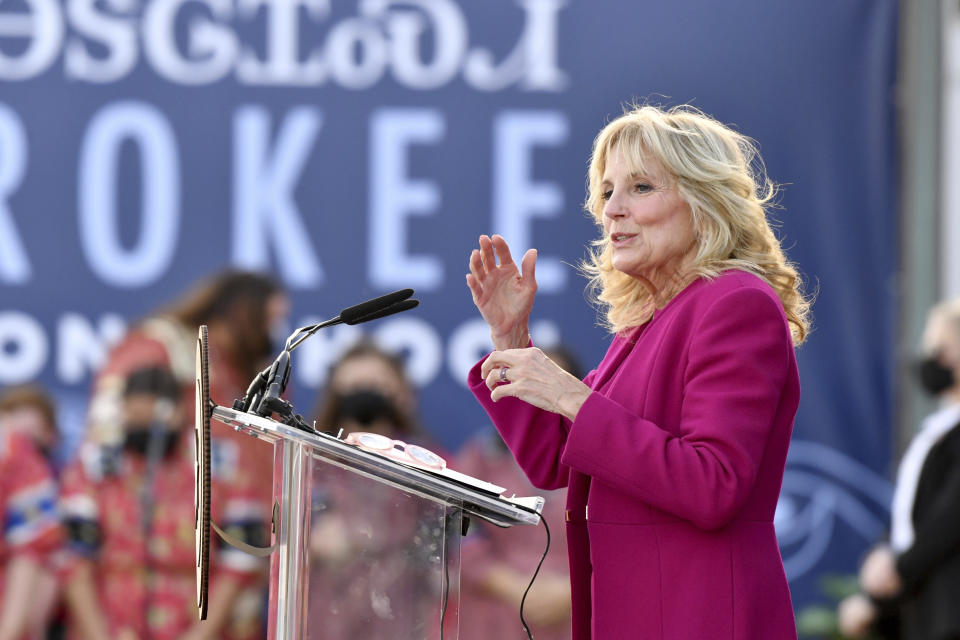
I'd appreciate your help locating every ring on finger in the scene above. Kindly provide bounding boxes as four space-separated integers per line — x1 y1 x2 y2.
499 366 509 384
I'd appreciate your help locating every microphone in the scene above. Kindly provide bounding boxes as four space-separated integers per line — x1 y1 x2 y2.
339 288 414 325
235 289 419 417
255 350 291 417
344 298 419 325
285 289 416 351
236 367 270 413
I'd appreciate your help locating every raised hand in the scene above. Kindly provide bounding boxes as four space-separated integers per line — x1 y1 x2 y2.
466 235 538 351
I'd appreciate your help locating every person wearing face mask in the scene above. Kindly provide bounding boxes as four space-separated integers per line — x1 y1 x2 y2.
838 298 960 640
307 341 445 639
313 340 427 439
59 366 267 640
79 270 287 637
85 270 288 500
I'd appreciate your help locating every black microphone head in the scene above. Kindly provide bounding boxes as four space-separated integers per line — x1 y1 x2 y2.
339 289 414 324
344 299 419 325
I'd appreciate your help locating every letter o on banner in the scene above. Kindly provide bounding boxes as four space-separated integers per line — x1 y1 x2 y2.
0 311 48 384
78 101 180 288
372 316 442 387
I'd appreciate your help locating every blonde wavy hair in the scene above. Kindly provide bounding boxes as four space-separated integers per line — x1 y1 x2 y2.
582 104 811 345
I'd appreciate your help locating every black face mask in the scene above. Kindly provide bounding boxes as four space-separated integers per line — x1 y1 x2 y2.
123 423 181 459
917 356 956 396
333 390 400 427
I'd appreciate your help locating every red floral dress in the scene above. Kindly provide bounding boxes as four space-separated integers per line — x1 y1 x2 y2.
59 433 265 640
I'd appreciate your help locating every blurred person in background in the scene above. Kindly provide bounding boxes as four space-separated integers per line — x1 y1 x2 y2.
60 366 267 640
838 298 960 640
86 269 287 497
0 386 59 465
308 340 442 639
465 105 810 638
0 424 62 640
313 340 424 440
454 345 581 639
82 269 287 635
0 386 63 640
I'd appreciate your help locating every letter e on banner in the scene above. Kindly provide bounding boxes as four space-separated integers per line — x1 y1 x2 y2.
0 0 64 81
492 110 569 292
369 108 445 291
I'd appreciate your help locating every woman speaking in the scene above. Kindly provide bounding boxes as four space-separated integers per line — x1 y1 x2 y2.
466 105 810 639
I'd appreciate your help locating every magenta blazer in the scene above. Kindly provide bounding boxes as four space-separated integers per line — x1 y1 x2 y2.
469 271 800 639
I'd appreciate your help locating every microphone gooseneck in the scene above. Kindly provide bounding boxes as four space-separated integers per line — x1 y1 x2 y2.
234 289 419 421
286 289 416 351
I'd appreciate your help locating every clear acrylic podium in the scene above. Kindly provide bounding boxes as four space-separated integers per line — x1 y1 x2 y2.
209 406 543 640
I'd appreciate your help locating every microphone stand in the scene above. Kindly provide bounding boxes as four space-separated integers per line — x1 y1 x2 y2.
233 290 419 432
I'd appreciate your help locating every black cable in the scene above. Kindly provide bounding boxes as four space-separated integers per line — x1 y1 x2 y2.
438 510 455 639
519 514 551 640
439 542 450 639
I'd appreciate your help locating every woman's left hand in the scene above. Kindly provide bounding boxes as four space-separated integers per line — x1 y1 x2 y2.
481 347 592 421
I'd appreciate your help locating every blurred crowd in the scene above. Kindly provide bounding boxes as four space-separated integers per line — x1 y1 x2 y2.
5 269 960 640
0 270 575 640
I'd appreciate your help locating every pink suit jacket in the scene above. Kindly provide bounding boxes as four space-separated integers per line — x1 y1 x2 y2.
469 270 800 639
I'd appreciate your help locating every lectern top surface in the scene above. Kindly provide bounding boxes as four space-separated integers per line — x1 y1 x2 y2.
211 405 542 528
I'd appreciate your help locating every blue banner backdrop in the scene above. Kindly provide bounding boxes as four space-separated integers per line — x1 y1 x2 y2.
0 0 897 612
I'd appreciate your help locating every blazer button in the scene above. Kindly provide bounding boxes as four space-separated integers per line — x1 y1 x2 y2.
565 510 572 522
